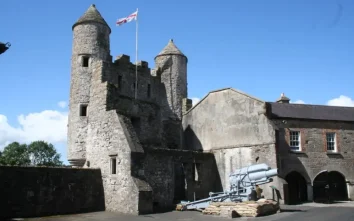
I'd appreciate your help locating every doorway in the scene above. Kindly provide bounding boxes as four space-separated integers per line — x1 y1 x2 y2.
285 171 308 204
313 171 348 203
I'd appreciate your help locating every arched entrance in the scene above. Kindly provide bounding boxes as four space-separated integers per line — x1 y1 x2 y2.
313 171 348 203
285 171 308 205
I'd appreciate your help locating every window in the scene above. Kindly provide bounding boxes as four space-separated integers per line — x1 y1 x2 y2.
147 84 151 98
110 158 117 174
326 132 336 152
82 56 89 67
79 104 88 116
131 117 141 135
289 131 301 151
118 75 122 91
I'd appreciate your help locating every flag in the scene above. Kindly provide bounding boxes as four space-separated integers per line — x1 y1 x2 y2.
116 10 138 26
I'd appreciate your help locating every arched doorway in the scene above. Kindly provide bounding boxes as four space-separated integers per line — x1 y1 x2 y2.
285 171 308 205
313 171 348 203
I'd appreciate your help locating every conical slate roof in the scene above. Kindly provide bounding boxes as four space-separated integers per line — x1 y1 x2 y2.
72 4 111 33
155 39 187 59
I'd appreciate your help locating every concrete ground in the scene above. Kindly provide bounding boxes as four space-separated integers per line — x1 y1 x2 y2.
18 201 354 221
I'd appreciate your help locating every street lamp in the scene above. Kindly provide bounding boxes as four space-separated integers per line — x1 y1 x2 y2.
0 42 11 55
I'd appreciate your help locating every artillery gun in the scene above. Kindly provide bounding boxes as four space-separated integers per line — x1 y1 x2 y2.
177 163 278 211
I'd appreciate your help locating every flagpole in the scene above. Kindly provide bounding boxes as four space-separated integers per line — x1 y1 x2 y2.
135 8 139 100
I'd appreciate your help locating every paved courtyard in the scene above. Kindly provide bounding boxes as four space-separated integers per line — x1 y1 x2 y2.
19 202 354 221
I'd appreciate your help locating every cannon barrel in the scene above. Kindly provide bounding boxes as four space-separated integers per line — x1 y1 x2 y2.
229 164 278 186
247 168 278 181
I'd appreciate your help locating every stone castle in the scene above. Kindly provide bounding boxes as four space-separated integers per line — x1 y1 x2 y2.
67 4 354 215
67 4 205 214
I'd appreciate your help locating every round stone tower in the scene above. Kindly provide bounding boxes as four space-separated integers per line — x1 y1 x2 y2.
67 4 111 167
155 39 188 120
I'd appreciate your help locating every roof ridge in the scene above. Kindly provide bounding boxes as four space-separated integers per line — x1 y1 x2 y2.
267 101 354 109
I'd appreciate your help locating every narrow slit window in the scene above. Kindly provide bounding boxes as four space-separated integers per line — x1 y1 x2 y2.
111 158 117 174
194 163 201 182
79 104 88 116
118 75 122 91
82 57 89 67
131 117 141 135
147 84 151 98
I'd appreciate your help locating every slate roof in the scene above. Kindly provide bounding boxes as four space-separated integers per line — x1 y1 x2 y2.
72 4 111 33
266 102 354 122
155 39 187 60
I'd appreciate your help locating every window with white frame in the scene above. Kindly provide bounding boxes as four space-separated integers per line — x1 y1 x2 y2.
289 131 301 151
326 132 336 152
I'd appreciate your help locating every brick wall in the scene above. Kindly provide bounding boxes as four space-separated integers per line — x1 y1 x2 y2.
274 119 354 182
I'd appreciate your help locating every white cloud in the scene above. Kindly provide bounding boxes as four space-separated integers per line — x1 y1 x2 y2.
0 110 68 150
191 97 201 106
327 95 354 107
291 100 306 104
58 101 67 109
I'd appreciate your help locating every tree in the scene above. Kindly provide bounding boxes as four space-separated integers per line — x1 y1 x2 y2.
0 142 31 166
28 141 63 166
0 141 63 167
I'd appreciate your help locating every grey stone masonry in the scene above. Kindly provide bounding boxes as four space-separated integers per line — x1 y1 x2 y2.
155 39 188 121
67 4 111 167
67 4 197 215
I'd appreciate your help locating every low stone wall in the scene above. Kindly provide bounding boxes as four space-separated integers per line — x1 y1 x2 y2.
0 166 105 219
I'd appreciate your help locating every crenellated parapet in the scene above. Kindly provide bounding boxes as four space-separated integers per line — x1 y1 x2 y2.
114 54 130 64
109 54 162 104
114 54 150 70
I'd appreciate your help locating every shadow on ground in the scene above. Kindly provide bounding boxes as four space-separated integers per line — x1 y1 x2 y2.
280 209 306 212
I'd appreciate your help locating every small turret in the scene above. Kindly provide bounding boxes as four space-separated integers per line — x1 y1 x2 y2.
67 4 111 167
155 39 188 120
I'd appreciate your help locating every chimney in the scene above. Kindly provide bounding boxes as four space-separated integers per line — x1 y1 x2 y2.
276 93 290 104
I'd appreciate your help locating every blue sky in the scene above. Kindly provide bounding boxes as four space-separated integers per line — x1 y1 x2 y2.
1 0 354 164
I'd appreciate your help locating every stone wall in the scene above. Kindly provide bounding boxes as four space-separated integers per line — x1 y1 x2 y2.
138 148 222 208
84 60 153 215
182 88 279 200
68 20 111 166
274 119 354 200
143 153 175 209
106 84 162 147
111 55 162 103
0 166 104 219
183 88 275 151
